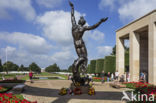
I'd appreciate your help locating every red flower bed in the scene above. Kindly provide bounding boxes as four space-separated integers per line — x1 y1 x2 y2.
0 93 37 103
123 82 156 100
93 77 102 80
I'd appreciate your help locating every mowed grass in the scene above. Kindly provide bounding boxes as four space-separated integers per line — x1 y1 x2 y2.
34 72 68 80
0 72 68 80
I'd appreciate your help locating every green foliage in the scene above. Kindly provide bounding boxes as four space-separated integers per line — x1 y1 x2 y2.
68 65 72 72
60 69 68 72
125 51 129 66
45 63 60 72
0 59 3 72
87 64 90 73
89 60 96 73
95 59 104 73
111 45 116 55
3 61 19 72
104 56 116 73
19 64 24 71
29 62 41 73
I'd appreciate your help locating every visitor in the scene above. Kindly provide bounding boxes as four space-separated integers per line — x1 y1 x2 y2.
127 72 130 82
119 74 125 83
140 72 144 82
29 70 33 83
115 70 119 80
107 72 111 82
143 72 147 83
111 73 114 81
68 74 71 80
101 70 105 84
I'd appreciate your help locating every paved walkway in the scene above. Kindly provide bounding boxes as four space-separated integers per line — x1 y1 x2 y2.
22 80 127 103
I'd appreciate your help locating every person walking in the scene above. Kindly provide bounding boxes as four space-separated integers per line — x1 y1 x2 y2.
107 72 111 82
101 70 105 84
111 73 114 81
115 70 119 80
29 70 33 83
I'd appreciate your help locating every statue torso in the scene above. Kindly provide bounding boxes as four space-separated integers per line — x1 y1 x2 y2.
72 25 85 47
72 25 84 40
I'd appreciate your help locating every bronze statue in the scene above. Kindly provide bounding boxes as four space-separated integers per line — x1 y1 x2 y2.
69 1 108 86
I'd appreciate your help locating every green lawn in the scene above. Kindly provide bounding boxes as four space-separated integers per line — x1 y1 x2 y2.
34 72 68 80
0 74 29 81
0 72 68 81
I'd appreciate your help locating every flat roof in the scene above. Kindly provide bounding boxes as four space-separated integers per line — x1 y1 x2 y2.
116 9 156 32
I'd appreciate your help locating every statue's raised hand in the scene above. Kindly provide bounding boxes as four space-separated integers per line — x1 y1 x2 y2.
101 17 108 22
69 1 74 7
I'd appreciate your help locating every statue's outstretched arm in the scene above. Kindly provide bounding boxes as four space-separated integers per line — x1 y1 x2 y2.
69 1 76 25
84 17 108 31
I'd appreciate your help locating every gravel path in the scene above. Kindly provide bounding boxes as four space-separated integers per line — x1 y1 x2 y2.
22 80 127 103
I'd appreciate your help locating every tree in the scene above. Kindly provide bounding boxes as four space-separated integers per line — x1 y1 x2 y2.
104 56 116 73
29 62 41 73
111 45 116 55
45 63 60 72
0 59 3 72
68 65 72 72
90 60 96 74
19 64 24 71
87 64 90 73
3 61 19 72
95 59 105 74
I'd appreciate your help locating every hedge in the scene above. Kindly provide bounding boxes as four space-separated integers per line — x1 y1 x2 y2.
89 60 96 73
104 56 116 73
87 64 90 73
95 59 104 73
125 51 129 72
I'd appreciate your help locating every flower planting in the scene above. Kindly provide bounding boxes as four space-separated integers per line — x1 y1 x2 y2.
0 86 8 93
123 82 156 102
0 93 37 103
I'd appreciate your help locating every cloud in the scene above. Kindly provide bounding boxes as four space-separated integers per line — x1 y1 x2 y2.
35 0 64 8
0 46 74 69
36 10 84 46
51 49 75 68
0 32 52 54
118 0 156 22
99 0 115 10
97 46 112 57
89 30 104 41
0 0 36 21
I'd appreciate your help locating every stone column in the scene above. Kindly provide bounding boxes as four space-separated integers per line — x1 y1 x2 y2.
116 35 125 76
129 31 140 81
148 22 156 85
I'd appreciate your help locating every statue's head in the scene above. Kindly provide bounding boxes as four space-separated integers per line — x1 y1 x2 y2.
78 16 86 26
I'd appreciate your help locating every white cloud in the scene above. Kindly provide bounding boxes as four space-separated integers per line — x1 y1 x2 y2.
35 0 64 8
36 10 84 45
0 0 36 21
99 0 115 10
0 46 74 69
90 30 104 41
0 32 52 54
118 0 156 22
97 46 112 57
51 49 75 68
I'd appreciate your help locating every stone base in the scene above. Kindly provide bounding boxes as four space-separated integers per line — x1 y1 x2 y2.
70 83 90 94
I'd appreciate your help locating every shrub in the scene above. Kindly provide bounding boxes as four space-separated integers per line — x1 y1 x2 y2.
95 59 104 73
104 56 116 73
89 60 96 74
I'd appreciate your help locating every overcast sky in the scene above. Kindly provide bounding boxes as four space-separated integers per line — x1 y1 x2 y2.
0 0 156 69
